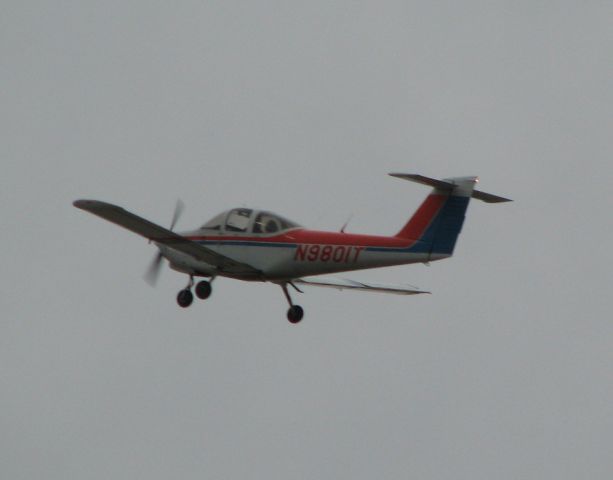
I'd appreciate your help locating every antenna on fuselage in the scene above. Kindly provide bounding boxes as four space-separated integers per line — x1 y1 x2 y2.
340 214 353 233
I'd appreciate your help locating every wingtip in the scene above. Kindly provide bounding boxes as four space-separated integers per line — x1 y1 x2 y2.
73 199 103 211
73 199 90 209
388 172 416 179
73 199 118 211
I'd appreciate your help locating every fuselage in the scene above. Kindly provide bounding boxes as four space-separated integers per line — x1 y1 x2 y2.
160 227 448 282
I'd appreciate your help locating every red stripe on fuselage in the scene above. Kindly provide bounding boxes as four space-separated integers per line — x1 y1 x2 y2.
187 229 414 248
288 230 411 248
395 194 447 240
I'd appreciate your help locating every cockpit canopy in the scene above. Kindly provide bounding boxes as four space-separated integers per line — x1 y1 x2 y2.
200 208 301 235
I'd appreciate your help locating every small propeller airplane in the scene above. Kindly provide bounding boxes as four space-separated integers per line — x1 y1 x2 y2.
73 173 511 323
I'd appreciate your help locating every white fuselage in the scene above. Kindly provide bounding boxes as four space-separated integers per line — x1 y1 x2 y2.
160 229 448 282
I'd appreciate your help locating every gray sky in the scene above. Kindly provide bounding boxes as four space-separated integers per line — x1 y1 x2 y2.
2 1 612 479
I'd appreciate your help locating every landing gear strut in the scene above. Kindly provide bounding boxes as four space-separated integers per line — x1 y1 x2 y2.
281 283 304 324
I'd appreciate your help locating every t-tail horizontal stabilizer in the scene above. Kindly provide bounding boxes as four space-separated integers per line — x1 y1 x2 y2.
389 173 512 203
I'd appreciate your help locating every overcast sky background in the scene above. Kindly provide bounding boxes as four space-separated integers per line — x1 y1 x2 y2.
2 1 612 479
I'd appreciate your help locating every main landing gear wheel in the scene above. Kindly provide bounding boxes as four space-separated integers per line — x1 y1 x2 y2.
177 289 193 308
195 280 212 300
281 283 305 324
287 305 304 324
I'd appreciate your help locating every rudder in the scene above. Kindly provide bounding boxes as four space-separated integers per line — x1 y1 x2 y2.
426 178 476 256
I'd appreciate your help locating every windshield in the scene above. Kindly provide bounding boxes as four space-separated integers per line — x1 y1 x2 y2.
200 212 226 230
225 208 253 232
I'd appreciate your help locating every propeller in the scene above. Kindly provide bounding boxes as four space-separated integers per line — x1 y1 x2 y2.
144 199 184 286
169 199 185 231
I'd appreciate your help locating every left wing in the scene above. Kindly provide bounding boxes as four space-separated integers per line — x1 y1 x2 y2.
294 277 430 295
73 199 260 276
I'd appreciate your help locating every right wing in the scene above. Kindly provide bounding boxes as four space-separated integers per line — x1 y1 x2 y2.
73 200 260 276
294 277 430 295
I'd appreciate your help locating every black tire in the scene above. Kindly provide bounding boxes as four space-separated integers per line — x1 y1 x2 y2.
287 305 304 324
195 280 212 300
177 289 193 308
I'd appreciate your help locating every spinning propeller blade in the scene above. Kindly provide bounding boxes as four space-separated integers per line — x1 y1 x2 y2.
169 199 185 231
143 199 184 286
144 251 164 286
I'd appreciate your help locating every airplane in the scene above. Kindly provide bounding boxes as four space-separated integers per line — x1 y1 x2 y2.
73 173 511 323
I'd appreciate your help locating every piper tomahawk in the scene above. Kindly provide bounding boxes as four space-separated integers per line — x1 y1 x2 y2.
73 173 511 323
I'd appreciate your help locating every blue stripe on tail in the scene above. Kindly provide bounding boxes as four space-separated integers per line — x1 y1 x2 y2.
420 196 471 255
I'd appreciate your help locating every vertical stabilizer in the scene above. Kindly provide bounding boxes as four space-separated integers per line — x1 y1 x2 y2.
393 175 479 257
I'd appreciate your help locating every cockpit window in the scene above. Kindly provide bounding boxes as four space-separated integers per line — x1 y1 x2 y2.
253 211 301 234
200 212 226 231
225 208 252 232
253 213 279 233
202 209 299 234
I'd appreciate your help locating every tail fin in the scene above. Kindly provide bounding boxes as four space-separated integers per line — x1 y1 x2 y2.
391 174 511 257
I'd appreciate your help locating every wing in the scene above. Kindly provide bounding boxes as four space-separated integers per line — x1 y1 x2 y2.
294 277 430 295
73 200 260 276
